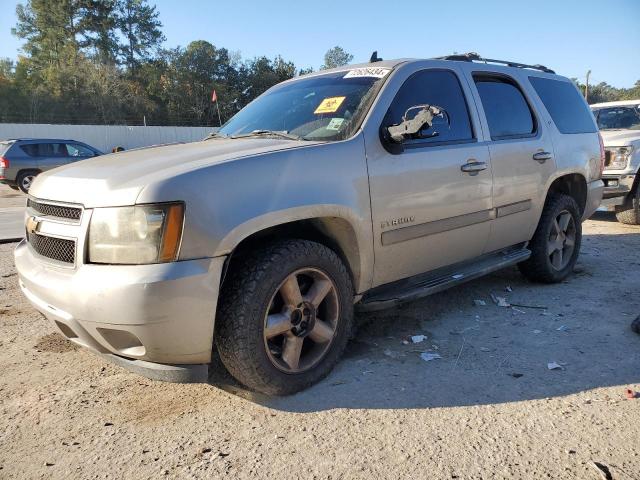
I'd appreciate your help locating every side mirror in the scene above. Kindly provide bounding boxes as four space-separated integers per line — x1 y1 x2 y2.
386 105 449 143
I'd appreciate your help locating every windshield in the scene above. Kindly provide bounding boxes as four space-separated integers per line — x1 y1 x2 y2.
217 68 391 141
593 105 640 130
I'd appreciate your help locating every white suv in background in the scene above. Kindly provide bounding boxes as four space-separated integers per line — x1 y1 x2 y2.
591 100 640 224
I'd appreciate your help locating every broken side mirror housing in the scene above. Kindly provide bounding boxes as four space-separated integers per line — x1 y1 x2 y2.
386 105 449 144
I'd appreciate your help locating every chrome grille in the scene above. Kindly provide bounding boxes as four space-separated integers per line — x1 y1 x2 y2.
27 199 82 221
27 232 76 264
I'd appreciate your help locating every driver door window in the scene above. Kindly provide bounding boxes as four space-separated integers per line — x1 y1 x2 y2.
65 143 94 157
384 70 475 146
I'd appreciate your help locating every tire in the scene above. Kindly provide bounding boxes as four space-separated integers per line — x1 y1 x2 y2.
614 186 640 225
518 193 582 283
215 239 354 395
16 170 38 193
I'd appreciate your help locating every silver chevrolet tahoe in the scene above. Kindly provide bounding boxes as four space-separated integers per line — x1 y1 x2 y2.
591 100 640 224
15 53 604 395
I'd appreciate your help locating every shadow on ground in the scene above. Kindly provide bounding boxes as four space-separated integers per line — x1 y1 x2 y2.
208 219 640 412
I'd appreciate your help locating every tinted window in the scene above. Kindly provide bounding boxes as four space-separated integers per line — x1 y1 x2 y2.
385 70 473 145
19 143 66 157
529 77 597 134
474 76 535 139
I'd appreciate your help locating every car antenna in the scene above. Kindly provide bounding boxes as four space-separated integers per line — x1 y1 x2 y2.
370 51 383 63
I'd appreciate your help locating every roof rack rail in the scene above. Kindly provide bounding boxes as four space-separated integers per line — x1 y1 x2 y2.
435 52 555 74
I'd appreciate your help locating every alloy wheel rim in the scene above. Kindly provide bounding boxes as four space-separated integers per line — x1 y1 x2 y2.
22 175 34 190
547 210 576 270
263 268 339 374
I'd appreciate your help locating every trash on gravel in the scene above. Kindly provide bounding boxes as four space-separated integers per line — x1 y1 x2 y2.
510 302 548 310
410 334 427 343
625 388 639 399
383 348 400 359
491 293 511 307
533 329 542 334
556 325 569 331
420 352 442 362
591 461 613 480
547 362 563 370
473 299 486 306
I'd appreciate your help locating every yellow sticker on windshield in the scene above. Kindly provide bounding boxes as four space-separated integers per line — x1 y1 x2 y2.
314 96 346 114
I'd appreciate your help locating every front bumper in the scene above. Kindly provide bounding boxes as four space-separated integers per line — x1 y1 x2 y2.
601 173 636 206
15 240 226 379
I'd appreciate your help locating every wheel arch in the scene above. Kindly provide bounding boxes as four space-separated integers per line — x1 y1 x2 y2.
545 173 588 215
220 215 367 295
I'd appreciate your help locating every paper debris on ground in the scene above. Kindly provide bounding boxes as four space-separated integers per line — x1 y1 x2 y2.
491 293 511 307
420 352 442 362
410 334 427 343
473 299 486 306
383 349 400 359
547 362 563 370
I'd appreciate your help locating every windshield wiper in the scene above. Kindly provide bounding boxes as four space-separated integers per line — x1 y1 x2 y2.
231 130 302 141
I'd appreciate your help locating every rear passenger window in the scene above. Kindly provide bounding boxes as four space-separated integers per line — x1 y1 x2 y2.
19 143 63 157
385 69 474 146
528 77 598 134
474 75 535 140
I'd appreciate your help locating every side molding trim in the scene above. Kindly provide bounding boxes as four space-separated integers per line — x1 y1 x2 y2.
381 200 532 246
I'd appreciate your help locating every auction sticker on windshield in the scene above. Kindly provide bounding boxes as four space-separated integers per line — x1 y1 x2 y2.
314 96 346 114
343 67 391 79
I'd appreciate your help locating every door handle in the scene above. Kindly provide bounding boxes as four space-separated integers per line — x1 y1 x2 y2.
460 161 488 175
533 151 553 163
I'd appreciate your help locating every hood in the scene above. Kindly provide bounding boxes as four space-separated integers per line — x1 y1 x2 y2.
29 138 320 207
600 129 640 146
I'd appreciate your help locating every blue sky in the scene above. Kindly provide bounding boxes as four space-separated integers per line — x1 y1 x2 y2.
1 0 639 88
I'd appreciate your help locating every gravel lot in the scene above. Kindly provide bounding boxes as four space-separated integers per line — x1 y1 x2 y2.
0 202 639 479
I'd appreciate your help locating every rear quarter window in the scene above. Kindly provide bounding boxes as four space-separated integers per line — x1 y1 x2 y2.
528 77 597 134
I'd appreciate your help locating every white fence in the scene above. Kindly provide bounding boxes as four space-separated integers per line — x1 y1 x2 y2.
0 123 213 153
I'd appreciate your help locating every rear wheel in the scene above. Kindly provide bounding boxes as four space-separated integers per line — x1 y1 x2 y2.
614 185 640 225
518 193 582 283
215 239 354 395
16 170 38 193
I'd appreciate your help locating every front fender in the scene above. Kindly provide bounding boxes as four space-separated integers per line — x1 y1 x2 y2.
137 134 374 293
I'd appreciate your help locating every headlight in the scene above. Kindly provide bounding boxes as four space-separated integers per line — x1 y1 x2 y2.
605 146 633 170
88 203 184 264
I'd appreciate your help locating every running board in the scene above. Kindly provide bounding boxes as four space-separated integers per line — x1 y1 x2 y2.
357 247 531 312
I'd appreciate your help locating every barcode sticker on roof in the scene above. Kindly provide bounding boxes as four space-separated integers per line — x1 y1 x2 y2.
343 67 391 79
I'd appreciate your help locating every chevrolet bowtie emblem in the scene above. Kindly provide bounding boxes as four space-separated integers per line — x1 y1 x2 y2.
26 216 40 235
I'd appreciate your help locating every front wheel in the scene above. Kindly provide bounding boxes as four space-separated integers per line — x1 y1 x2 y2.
615 185 640 225
518 193 582 283
215 239 354 395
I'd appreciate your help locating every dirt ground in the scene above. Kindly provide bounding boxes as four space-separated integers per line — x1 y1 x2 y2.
0 206 639 479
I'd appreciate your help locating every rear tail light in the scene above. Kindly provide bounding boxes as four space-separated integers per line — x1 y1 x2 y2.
0 157 8 179
598 133 605 178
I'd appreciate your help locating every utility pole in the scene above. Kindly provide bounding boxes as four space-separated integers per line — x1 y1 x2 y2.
585 70 591 103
